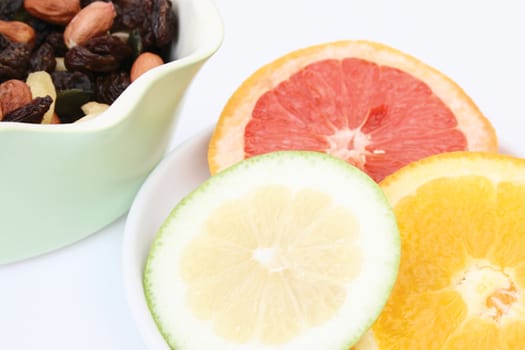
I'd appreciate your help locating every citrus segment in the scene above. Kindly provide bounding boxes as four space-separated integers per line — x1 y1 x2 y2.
501 321 525 349
354 152 525 350
489 182 525 267
246 58 467 180
513 262 525 290
374 290 467 349
181 184 360 344
144 151 400 349
209 41 497 182
443 318 504 349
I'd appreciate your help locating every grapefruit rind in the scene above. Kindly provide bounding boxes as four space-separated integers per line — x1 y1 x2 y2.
208 40 497 175
144 151 400 350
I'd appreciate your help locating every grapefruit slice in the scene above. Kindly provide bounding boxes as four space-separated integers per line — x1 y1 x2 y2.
355 152 525 349
208 40 497 182
144 151 400 349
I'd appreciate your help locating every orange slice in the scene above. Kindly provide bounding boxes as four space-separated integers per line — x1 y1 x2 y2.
355 151 525 349
208 40 497 182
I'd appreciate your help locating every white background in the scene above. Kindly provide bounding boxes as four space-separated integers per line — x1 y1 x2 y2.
1 0 525 349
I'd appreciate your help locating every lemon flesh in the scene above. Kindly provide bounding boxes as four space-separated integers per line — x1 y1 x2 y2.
144 151 400 349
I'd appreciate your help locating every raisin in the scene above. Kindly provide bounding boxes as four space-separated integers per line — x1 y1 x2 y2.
3 95 52 123
29 42 56 73
0 0 23 20
152 0 177 48
25 16 54 49
0 36 31 81
0 34 9 49
112 0 155 49
81 0 111 7
95 71 130 104
113 0 152 30
51 71 93 92
65 35 133 73
45 31 68 56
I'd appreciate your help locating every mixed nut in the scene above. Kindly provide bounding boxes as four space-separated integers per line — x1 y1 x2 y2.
0 0 178 124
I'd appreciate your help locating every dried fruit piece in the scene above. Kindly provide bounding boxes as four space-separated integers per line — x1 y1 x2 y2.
130 52 163 82
55 89 93 123
111 31 129 42
23 0 81 25
64 1 116 48
0 0 23 20
75 101 109 123
51 70 93 92
25 17 53 49
152 0 177 47
81 101 108 115
81 0 110 7
65 34 132 73
2 95 52 123
0 79 32 119
113 0 152 30
29 42 56 73
95 70 129 104
44 31 68 56
26 71 56 124
0 20 35 46
55 57 67 71
112 0 154 48
0 35 31 80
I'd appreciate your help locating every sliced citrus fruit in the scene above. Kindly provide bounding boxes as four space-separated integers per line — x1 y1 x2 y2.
208 40 497 182
144 151 400 349
354 151 525 350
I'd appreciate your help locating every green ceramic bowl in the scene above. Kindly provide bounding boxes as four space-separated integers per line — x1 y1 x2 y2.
0 0 223 264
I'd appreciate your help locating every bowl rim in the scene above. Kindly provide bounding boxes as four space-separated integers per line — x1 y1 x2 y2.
0 0 224 134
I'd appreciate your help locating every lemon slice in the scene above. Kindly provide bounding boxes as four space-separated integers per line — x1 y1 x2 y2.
144 151 400 349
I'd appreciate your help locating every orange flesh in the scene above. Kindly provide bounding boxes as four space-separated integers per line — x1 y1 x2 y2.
372 175 525 349
245 58 467 182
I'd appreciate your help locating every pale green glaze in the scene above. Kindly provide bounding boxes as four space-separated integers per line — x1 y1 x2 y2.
0 0 223 264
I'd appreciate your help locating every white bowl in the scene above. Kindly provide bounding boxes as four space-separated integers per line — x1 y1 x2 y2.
123 126 213 349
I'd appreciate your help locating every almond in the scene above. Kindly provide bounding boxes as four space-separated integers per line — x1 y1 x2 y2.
0 80 33 121
63 1 116 49
0 20 36 46
130 52 164 82
24 0 81 25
